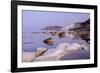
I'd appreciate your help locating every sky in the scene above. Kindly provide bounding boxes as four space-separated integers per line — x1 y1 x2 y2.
22 10 90 32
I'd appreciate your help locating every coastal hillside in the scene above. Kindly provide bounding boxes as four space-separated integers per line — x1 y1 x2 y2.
41 26 63 30
68 19 90 42
40 19 90 43
62 24 75 31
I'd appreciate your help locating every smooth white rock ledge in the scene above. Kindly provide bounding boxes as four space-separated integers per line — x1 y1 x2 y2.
22 43 88 62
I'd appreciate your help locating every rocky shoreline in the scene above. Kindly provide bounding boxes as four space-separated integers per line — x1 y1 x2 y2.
22 19 90 62
68 19 90 43
22 42 89 62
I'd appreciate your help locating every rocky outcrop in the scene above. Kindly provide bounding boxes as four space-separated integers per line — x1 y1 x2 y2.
58 32 65 38
33 43 88 61
22 47 48 62
43 37 54 45
23 43 88 62
68 19 90 42
35 47 48 57
22 52 36 62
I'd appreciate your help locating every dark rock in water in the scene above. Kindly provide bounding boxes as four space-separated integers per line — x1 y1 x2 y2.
50 32 58 36
43 37 54 45
43 32 49 34
58 32 65 38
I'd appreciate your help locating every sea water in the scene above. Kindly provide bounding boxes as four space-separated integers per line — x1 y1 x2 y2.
22 30 90 60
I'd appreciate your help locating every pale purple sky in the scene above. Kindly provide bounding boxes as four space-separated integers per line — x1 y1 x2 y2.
22 10 90 32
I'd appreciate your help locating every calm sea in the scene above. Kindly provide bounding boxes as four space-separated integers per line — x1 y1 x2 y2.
22 30 90 60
